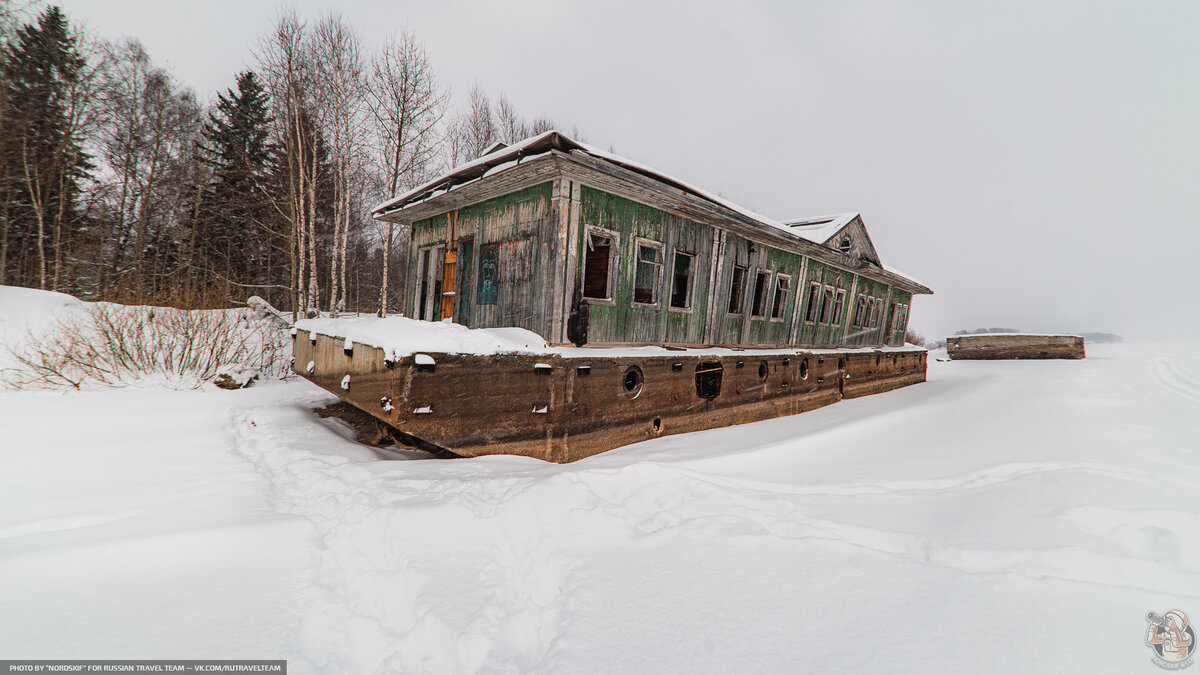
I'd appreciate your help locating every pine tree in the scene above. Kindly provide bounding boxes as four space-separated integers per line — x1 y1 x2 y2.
0 6 90 289
195 70 273 289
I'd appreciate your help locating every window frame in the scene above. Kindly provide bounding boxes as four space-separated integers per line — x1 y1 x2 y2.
668 249 697 313
831 289 846 326
727 265 749 316
581 225 619 306
804 281 821 324
818 285 834 325
750 269 773 319
631 237 665 308
770 273 791 322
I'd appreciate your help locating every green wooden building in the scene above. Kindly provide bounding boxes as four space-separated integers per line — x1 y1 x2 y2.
372 132 931 349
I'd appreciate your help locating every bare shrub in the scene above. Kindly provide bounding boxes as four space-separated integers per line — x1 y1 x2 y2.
3 302 292 390
905 328 926 346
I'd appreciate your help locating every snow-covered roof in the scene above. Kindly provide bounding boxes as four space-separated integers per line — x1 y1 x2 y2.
372 131 930 293
372 131 819 242
782 213 860 244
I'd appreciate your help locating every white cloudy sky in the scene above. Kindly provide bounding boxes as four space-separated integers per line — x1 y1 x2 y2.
56 0 1200 341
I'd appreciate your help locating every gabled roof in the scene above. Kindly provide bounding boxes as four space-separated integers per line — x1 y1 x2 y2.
783 213 859 244
372 131 930 293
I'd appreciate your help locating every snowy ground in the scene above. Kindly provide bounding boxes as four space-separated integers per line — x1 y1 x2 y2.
1 292 1198 673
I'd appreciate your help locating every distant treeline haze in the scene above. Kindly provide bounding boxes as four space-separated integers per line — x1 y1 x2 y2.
0 3 573 316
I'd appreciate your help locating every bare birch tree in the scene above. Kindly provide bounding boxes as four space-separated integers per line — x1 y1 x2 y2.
256 9 318 318
312 12 363 317
365 28 446 316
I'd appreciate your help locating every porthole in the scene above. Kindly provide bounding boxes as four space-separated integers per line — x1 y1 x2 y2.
622 365 644 399
758 360 769 381
800 358 809 380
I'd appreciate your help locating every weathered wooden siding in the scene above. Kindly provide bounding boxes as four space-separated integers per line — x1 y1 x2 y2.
409 182 555 335
888 289 912 346
794 260 855 346
710 233 805 347
572 184 905 348
845 276 890 346
576 186 716 344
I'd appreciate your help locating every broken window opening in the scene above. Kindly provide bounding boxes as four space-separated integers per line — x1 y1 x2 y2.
669 251 695 309
805 282 821 323
633 241 663 305
771 275 790 320
819 286 834 325
727 266 748 314
695 362 723 400
831 289 846 326
751 270 771 318
583 230 615 301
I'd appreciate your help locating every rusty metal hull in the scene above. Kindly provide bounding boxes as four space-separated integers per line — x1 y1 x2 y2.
294 334 927 463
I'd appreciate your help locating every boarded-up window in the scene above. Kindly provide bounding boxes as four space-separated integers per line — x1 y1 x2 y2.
805 282 821 323
771 275 790 319
751 270 771 318
477 244 499 305
670 251 695 309
583 231 614 300
727 266 748 314
633 241 663 305
831 290 846 325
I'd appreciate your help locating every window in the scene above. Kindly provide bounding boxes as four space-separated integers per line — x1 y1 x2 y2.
633 240 663 305
728 265 748 314
770 275 791 320
804 282 821 323
819 286 834 324
583 229 616 301
750 270 771 318
831 289 846 325
838 237 852 254
669 251 695 310
869 298 880 328
853 293 866 328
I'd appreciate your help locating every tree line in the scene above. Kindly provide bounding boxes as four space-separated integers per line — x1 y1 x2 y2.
0 4 572 317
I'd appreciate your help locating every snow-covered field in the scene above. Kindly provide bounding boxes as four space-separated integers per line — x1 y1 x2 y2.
2 288 1198 673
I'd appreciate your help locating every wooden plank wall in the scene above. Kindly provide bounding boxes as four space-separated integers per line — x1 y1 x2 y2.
575 185 898 348
400 174 909 349
409 182 555 335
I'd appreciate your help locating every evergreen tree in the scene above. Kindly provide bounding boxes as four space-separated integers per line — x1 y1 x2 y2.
195 71 273 289
0 6 90 289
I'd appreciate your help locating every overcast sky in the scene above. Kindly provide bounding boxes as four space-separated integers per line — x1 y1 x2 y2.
55 0 1200 341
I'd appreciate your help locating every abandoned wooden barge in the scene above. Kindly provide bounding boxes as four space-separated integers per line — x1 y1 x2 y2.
294 131 933 462
947 334 1085 360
